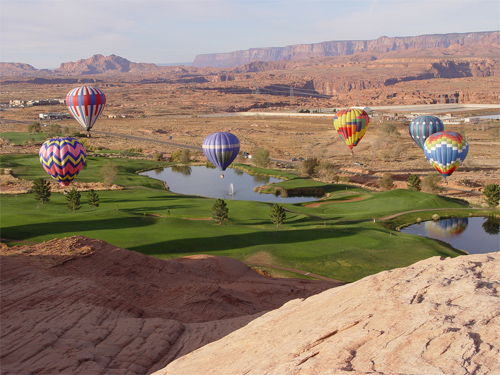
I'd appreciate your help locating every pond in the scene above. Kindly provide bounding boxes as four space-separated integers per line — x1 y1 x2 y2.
140 166 319 203
401 217 500 254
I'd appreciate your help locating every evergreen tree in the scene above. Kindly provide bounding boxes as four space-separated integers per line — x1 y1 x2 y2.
31 178 51 204
483 184 500 208
87 189 100 210
407 174 421 191
66 188 82 213
269 203 286 228
212 199 228 225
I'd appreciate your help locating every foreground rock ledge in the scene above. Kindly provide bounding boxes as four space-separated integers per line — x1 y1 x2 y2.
0 236 338 375
157 253 500 375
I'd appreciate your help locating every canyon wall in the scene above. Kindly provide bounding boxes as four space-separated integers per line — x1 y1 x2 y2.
192 31 500 68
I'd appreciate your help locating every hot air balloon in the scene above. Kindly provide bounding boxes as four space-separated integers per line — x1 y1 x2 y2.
426 217 468 237
333 108 369 155
39 137 86 186
202 132 240 178
66 86 106 137
408 115 444 150
423 131 468 181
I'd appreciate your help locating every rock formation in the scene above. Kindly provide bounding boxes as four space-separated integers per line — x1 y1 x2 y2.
158 252 500 375
192 31 500 68
0 236 339 374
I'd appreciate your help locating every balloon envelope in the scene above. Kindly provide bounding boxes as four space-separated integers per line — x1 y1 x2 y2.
39 137 86 186
408 115 444 150
333 108 369 152
423 131 468 180
66 86 106 132
202 132 240 171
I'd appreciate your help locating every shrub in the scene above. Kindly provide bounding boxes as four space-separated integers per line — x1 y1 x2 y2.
422 173 443 194
300 157 319 177
379 173 394 191
251 147 270 168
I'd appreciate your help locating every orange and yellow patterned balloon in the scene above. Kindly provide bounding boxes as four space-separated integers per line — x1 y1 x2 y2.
333 108 370 153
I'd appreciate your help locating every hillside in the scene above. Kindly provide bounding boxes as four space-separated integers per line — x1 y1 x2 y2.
159 252 500 375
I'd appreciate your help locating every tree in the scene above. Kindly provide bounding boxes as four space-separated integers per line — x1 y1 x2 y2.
171 149 191 162
87 189 100 210
483 184 500 208
31 178 51 204
251 147 270 168
153 151 163 162
422 172 443 194
66 188 81 213
407 174 421 191
269 203 286 228
100 162 118 186
379 173 394 191
212 199 228 225
28 122 41 134
300 157 319 177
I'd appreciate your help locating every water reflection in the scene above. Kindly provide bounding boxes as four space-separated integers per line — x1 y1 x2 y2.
401 217 500 254
171 165 192 175
425 217 468 238
483 215 500 235
139 166 318 203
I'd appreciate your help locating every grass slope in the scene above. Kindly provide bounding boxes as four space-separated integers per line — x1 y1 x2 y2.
1 154 472 282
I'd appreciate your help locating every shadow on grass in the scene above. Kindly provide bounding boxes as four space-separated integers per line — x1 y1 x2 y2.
129 226 368 256
2 217 157 240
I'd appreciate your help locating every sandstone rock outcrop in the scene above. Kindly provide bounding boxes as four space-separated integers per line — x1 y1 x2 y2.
0 236 338 374
159 253 500 375
193 31 500 68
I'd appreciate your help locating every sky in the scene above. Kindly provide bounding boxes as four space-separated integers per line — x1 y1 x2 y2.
1 0 499 69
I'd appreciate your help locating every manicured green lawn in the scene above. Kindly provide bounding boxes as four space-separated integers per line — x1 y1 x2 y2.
1 154 474 282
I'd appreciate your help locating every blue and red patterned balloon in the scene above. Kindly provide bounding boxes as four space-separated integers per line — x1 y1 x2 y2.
423 131 469 180
202 132 240 177
39 137 86 186
408 115 444 150
66 86 106 134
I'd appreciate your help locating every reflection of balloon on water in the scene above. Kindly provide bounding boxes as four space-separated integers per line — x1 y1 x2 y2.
425 217 469 237
408 115 444 150
333 108 369 155
202 132 240 178
66 86 106 136
39 137 86 186
423 131 469 180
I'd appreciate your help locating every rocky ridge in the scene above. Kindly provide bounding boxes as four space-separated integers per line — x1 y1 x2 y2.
159 252 500 375
193 31 500 67
0 236 338 374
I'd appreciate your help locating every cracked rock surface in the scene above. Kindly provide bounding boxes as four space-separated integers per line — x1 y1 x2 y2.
158 253 500 375
0 236 338 374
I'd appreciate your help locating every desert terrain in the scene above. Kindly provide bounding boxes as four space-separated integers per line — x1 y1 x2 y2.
1 33 499 375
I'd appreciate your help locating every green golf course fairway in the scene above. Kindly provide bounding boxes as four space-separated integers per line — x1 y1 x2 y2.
1 154 473 282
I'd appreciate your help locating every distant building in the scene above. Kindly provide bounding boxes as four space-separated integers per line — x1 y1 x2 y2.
39 113 72 120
